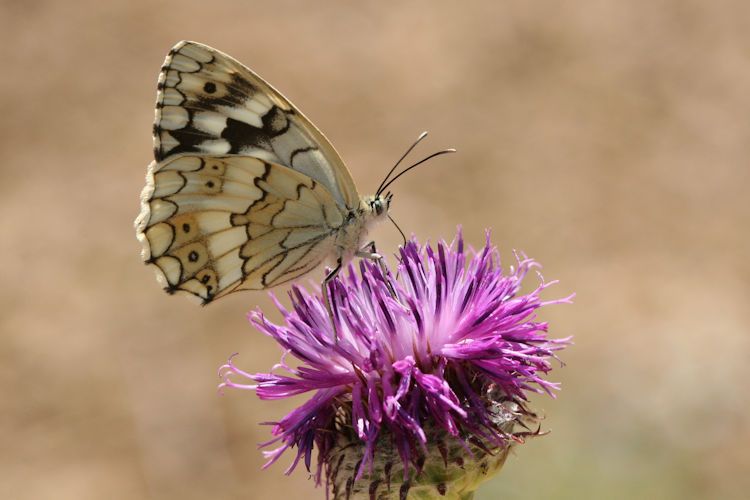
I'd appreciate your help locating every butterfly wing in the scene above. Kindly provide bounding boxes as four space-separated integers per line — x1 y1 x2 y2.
135 154 345 303
153 40 360 210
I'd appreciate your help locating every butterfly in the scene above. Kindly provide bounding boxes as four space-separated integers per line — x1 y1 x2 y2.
135 41 400 317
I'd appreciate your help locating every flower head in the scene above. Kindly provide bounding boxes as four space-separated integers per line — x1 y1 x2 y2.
220 230 572 498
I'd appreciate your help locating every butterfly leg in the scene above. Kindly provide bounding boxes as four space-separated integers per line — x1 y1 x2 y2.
356 241 397 299
323 257 343 343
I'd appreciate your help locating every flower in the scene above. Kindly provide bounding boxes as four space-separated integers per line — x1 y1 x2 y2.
219 230 572 499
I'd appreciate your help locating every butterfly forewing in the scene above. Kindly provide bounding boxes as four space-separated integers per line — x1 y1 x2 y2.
154 40 360 209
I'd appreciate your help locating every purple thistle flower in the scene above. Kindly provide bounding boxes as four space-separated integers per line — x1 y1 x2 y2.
220 230 572 498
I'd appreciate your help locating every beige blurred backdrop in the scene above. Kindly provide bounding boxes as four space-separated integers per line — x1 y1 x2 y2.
1 1 748 499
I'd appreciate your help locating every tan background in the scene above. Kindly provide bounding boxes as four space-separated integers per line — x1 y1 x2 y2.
1 1 748 498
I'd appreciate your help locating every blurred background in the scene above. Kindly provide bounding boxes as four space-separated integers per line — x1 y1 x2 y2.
1 1 748 498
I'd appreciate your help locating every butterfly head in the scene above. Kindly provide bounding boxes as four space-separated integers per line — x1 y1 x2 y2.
352 192 387 236
361 192 392 229
369 191 392 218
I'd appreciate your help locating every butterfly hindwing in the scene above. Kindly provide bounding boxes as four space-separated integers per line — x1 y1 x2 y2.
136 154 344 303
154 40 360 209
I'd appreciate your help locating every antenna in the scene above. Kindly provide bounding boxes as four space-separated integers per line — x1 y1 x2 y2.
377 148 456 196
376 131 430 195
